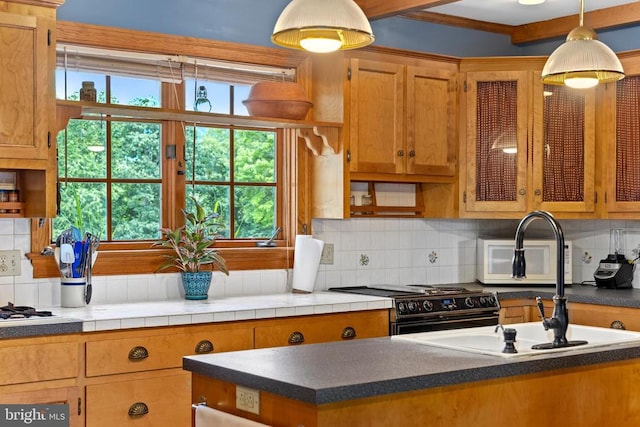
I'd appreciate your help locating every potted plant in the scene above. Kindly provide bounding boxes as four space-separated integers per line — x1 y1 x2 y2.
153 197 229 300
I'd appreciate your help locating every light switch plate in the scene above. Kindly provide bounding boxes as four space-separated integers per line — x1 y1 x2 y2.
320 243 334 264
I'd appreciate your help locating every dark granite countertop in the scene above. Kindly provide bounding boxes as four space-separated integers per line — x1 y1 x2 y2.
183 335 640 405
483 283 640 308
0 317 83 339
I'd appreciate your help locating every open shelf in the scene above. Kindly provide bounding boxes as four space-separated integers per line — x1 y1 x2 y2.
349 182 425 218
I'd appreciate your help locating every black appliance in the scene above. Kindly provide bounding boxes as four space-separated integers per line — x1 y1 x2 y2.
329 285 500 335
0 302 53 320
594 254 634 289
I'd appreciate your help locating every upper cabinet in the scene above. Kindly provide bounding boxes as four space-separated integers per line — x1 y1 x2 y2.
602 72 640 216
0 0 62 218
460 61 596 218
0 10 49 160
346 58 457 180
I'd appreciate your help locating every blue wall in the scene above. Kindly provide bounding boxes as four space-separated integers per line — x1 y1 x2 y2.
58 0 638 57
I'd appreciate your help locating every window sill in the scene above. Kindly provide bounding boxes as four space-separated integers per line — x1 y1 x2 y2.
28 247 295 279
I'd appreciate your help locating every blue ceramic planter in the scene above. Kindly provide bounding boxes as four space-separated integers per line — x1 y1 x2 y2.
181 271 212 300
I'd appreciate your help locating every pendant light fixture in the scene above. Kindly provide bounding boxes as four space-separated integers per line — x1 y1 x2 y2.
541 0 624 89
272 0 374 53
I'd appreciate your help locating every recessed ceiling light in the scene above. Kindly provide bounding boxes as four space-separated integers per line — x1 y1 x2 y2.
519 0 545 5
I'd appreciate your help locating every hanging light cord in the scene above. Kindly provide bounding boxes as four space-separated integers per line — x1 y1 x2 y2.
579 0 584 27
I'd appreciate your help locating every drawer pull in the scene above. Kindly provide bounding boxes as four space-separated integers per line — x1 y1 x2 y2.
341 326 357 340
288 331 305 345
128 402 149 417
611 320 626 330
195 340 214 354
128 346 149 360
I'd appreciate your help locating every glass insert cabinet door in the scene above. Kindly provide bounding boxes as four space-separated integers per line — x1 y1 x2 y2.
463 71 529 213
608 75 640 212
534 83 595 213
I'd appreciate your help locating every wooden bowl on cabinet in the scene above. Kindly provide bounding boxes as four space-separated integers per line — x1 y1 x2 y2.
243 82 312 120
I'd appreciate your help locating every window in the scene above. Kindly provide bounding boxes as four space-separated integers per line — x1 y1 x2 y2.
53 47 293 245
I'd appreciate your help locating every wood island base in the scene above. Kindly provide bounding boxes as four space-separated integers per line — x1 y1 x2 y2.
192 357 640 427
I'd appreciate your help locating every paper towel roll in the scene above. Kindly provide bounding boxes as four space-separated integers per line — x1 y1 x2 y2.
291 235 324 293
194 405 269 426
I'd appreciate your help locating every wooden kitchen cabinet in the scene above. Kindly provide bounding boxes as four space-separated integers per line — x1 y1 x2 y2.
254 310 389 348
569 302 640 331
460 59 596 218
83 323 254 427
0 334 81 427
346 58 456 178
0 0 62 218
600 66 640 217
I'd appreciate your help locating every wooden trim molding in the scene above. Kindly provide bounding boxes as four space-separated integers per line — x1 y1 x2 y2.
401 11 513 36
28 247 295 279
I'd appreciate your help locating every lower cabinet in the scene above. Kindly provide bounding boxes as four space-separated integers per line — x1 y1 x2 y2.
85 371 191 427
568 303 640 331
254 310 389 348
81 309 389 427
0 335 81 427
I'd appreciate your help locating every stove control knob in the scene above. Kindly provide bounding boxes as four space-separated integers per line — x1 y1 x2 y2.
464 297 475 308
407 301 418 312
397 302 408 314
480 296 496 307
422 300 434 311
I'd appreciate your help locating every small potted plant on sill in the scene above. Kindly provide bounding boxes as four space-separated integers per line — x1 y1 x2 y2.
153 197 229 300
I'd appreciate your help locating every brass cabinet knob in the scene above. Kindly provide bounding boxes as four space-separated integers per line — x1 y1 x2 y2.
409 150 416 158
195 340 214 354
288 331 305 345
341 326 357 340
397 150 404 157
128 346 149 361
611 320 626 330
128 402 149 417
518 188 526 196
534 189 541 196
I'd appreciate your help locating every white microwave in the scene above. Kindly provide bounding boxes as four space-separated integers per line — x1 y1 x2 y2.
477 238 572 285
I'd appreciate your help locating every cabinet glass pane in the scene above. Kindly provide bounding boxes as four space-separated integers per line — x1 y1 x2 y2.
476 81 518 202
542 84 585 202
616 76 640 202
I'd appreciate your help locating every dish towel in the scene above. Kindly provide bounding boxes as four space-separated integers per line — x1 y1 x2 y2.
194 405 270 427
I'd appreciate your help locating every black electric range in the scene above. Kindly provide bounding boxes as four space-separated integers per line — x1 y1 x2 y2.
329 285 500 335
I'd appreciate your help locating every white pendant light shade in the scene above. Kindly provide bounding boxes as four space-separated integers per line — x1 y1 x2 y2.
272 0 374 53
541 1 624 88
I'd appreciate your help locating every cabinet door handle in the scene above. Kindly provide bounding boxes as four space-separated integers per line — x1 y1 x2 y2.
534 189 541 196
611 320 626 330
341 326 357 340
409 150 415 158
128 402 149 417
397 150 404 157
195 340 214 354
518 188 526 196
128 346 149 360
288 331 305 345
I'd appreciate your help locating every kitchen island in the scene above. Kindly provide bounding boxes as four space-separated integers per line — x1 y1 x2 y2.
184 333 640 426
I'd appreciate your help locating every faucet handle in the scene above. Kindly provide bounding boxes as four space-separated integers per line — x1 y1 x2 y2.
535 296 549 329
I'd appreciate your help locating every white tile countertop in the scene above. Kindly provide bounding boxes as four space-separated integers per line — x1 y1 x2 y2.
36 292 392 333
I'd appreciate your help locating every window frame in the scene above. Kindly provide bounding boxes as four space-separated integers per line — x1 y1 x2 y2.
29 21 313 278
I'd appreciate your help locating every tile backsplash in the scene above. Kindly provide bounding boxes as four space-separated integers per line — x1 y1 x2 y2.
312 217 640 291
3 216 640 307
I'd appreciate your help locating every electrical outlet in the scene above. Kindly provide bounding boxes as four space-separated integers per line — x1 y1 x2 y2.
0 250 21 277
236 385 260 415
320 243 334 265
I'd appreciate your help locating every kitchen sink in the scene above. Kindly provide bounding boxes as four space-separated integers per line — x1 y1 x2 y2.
391 322 640 358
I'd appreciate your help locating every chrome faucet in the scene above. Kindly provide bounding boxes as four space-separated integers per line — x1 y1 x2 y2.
512 210 586 349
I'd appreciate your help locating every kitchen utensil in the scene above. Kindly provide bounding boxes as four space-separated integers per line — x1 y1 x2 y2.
85 241 92 304
60 243 75 264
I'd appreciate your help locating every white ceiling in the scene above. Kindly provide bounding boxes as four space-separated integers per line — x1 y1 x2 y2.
429 0 637 26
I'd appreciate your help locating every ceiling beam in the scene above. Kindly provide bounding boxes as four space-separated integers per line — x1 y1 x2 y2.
402 11 513 35
513 3 640 44
355 0 460 20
